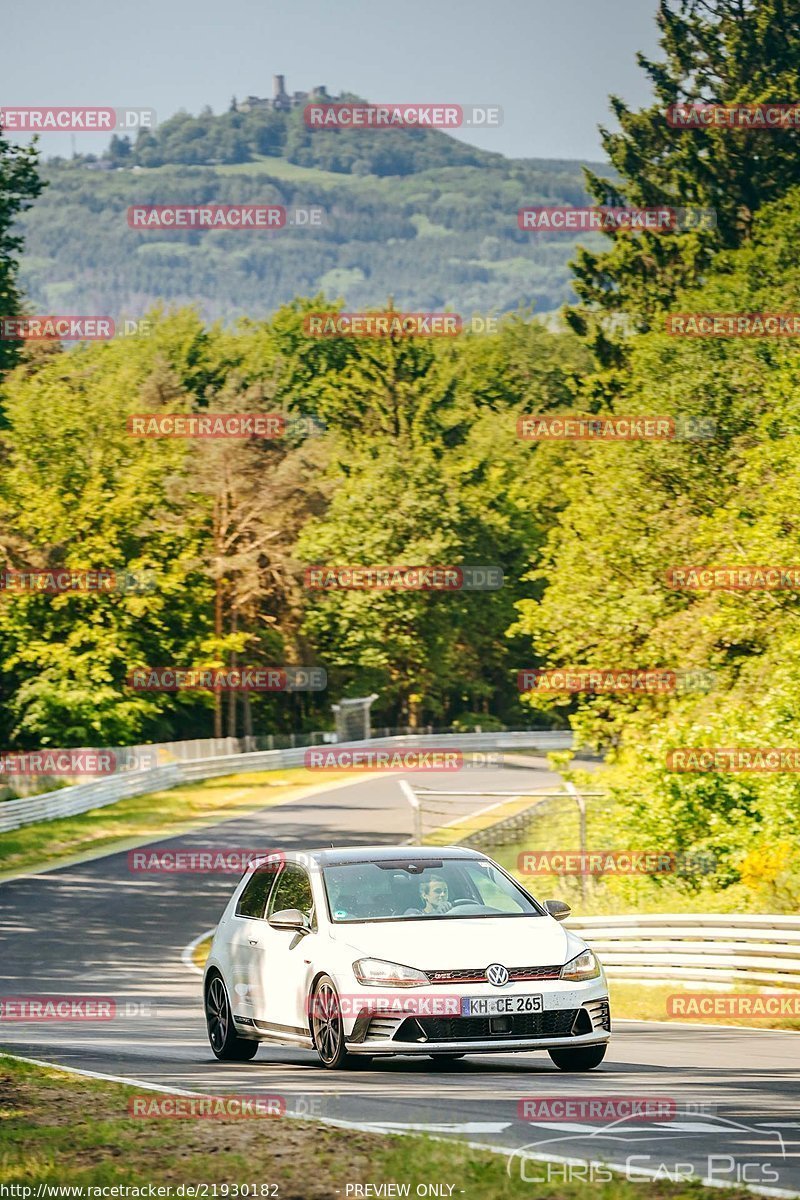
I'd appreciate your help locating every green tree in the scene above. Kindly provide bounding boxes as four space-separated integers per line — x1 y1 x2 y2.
514 188 800 898
295 316 584 725
568 0 800 366
0 313 214 745
0 125 45 375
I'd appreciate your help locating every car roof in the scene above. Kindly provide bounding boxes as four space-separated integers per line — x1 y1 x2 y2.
303 845 488 866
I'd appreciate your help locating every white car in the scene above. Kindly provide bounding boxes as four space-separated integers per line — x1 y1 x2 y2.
203 845 611 1070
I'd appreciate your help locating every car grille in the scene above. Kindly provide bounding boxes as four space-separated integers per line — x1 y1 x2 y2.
424 965 563 984
395 1008 579 1042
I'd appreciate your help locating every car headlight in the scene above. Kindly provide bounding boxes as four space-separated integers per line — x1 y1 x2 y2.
560 949 601 981
353 958 430 987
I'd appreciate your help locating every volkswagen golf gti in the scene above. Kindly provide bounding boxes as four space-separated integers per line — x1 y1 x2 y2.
203 845 611 1070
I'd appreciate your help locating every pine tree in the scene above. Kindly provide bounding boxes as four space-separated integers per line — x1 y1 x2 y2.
0 126 45 376
568 0 800 366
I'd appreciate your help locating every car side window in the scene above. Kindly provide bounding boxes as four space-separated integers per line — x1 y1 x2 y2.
268 864 315 926
236 866 279 919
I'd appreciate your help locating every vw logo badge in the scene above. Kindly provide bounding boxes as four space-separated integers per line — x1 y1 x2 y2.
486 963 509 987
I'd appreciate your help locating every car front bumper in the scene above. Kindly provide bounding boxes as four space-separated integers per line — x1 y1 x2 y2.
345 1028 610 1055
337 976 611 1055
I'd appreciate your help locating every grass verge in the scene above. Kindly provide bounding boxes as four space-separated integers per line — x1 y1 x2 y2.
421 792 548 847
0 1054 757 1200
192 936 213 970
608 980 800 1031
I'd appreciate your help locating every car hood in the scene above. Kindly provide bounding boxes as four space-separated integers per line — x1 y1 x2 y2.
333 914 579 970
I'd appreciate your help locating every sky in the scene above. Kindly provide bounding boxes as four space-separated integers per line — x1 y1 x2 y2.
4 0 663 163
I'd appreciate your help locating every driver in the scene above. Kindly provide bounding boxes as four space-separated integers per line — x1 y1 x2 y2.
420 874 451 915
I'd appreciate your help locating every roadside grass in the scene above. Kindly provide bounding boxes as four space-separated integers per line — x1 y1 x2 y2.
0 1054 758 1200
608 981 800 1031
0 768 360 880
421 792 548 847
192 936 213 969
412 783 800 1032
486 788 742 917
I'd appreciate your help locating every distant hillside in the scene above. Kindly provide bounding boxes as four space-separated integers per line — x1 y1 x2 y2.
17 102 609 323
105 98 503 176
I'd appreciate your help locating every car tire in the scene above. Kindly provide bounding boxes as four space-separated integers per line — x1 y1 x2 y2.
205 972 258 1061
548 1044 607 1071
310 975 355 1070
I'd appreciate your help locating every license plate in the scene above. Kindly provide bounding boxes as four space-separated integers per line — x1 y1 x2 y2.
461 994 543 1017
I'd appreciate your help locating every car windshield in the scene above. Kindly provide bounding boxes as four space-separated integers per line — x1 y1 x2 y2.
322 858 542 922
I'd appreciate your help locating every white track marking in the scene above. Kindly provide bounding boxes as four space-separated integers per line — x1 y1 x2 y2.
181 928 216 976
615 1018 799 1035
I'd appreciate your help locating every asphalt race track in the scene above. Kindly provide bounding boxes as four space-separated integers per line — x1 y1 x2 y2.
2 762 799 1195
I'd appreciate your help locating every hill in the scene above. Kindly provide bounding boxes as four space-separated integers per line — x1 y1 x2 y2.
16 102 607 323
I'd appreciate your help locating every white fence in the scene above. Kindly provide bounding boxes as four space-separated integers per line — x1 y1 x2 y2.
567 914 800 989
0 730 573 834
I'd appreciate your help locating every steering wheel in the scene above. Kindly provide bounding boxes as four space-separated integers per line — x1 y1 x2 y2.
450 898 483 908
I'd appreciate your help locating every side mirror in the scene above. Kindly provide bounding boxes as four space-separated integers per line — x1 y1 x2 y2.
544 899 571 923
269 908 308 931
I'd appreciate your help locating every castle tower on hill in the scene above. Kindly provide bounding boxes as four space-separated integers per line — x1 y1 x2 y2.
236 77 331 114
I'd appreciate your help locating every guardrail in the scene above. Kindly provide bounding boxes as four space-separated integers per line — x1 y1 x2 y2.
567 914 800 989
0 765 184 832
0 730 573 833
